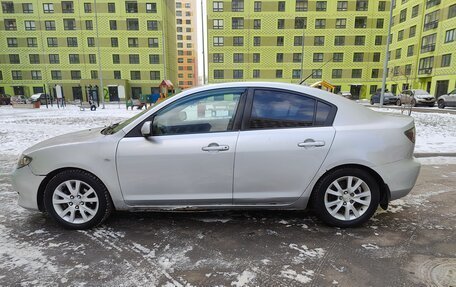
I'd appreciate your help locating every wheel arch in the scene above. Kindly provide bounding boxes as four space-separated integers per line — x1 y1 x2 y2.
36 167 114 212
309 163 390 210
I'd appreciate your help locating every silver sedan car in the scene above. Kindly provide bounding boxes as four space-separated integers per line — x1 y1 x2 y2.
12 82 421 229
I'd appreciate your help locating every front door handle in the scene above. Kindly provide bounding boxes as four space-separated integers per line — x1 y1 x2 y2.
202 143 230 152
298 139 326 148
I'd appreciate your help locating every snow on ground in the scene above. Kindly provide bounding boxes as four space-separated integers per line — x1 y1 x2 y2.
370 107 456 154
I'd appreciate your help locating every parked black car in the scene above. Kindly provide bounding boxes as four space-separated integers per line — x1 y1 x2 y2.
370 92 400 105
0 94 11 105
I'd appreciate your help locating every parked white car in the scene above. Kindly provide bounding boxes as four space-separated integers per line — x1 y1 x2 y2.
437 89 456 109
12 82 421 229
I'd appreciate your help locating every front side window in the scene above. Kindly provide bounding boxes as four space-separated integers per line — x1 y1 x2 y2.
152 90 243 136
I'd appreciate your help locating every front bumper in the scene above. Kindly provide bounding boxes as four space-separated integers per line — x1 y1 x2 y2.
372 157 421 201
416 98 435 105
11 166 45 211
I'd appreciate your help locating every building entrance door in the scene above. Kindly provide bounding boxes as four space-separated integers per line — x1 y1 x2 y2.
435 80 449 98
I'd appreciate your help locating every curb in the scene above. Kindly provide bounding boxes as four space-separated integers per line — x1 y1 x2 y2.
362 103 456 115
414 153 456 158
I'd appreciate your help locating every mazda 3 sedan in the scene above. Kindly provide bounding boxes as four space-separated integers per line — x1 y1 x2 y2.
12 82 421 229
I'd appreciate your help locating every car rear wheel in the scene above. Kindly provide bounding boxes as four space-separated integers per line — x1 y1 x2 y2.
311 168 380 228
370 99 374 105
396 99 401 106
438 100 445 109
44 169 113 229
411 99 416 107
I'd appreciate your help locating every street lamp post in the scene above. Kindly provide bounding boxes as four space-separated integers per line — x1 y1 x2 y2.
94 0 105 109
380 0 395 108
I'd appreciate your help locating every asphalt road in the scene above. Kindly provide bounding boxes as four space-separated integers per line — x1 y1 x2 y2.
0 163 455 286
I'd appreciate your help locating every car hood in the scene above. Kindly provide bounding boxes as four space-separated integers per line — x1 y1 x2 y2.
414 94 432 99
23 127 105 155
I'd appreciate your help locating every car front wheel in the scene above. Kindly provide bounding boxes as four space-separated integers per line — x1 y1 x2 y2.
438 100 445 109
311 168 380 228
44 169 113 229
396 99 401 106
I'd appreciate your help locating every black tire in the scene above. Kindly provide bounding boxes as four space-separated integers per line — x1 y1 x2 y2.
396 99 401 106
44 169 113 230
411 99 416 107
438 100 445 109
311 168 380 228
370 99 374 105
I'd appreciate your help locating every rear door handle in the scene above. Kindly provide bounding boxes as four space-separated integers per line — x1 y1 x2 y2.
202 143 230 152
298 139 325 147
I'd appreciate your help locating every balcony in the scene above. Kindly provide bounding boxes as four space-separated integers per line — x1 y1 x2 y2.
421 44 436 53
418 68 433 75
423 20 438 31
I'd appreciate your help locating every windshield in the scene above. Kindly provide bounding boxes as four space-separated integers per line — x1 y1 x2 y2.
101 109 149 135
413 90 430 95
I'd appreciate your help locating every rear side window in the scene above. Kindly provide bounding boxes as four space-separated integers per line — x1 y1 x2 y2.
248 89 335 130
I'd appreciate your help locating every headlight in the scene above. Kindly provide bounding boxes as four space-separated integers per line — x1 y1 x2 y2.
17 155 32 169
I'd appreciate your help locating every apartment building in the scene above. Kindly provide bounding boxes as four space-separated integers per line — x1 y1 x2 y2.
0 0 177 100
388 0 456 97
175 0 198 89
207 0 456 99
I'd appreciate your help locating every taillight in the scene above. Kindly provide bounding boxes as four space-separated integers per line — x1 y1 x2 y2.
404 127 416 143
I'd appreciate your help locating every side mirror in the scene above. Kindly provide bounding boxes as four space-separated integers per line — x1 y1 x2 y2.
141 121 152 137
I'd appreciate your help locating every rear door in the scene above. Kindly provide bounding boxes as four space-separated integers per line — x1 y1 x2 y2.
233 88 337 205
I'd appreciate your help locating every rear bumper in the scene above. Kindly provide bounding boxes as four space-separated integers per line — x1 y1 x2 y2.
372 158 421 201
11 166 44 211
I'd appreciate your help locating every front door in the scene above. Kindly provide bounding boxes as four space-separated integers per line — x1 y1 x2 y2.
116 88 246 206
233 89 336 205
13 86 25 96
435 80 449 98
72 86 82 101
108 86 119 101
350 85 361 99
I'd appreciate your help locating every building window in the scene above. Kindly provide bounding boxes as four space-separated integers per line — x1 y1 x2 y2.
276 70 283 78
253 53 260 63
332 69 342 79
352 69 362 78
445 29 455 43
86 20 93 30
253 36 260 46
127 19 139 30
213 53 224 63
316 1 327 11
253 70 260 78
233 36 244 46
313 53 323 62
111 37 118 47
254 19 261 29
129 54 140 64
314 36 325 46
29 54 40 64
213 1 223 12
27 37 37 47
63 19 76 30
449 4 456 18
295 17 306 29
9 54 20 64
400 9 407 23
232 17 244 29
149 54 159 64
232 0 244 12
441 54 451 67
128 38 139 48
214 70 224 79
398 30 404 41
337 1 348 11
213 19 223 29
67 37 78 47
114 71 121 79
47 37 58 47
7 38 17 47
87 37 95 47
31 71 42 80
412 5 419 17
278 1 285 11
4 19 17 30
62 1 74 13
312 69 322 79
395 48 402 59
273 36 284 47
276 53 283 63
69 54 80 64
421 33 436 53
213 37 224 46
418 56 434 74
147 20 158 30
375 35 383 45
405 64 412 76
407 45 414 56
146 3 157 13
369 85 378 95
148 38 159 48
277 19 285 29
130 71 141 80
51 70 62 80
356 0 368 11
294 36 303 46
49 54 59 64
378 1 386 11
45 20 56 30
254 1 261 12
12 71 22 80
426 0 441 9
110 20 117 30
355 17 367 28
43 3 54 13
71 70 81 80
108 3 116 13
353 53 364 62
333 53 343 62
355 36 365 45
292 70 301 79
376 19 384 28
334 36 345 46
233 70 243 79
335 18 346 29
315 19 326 29
25 21 36 31
150 71 160 80
112 54 120 64
293 53 302 63
409 25 416 37
2 1 14 13
424 10 439 31
90 70 98 79
84 3 92 13
233 53 244 63
126 1 138 13
22 3 33 13
296 0 308 12
89 54 96 64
